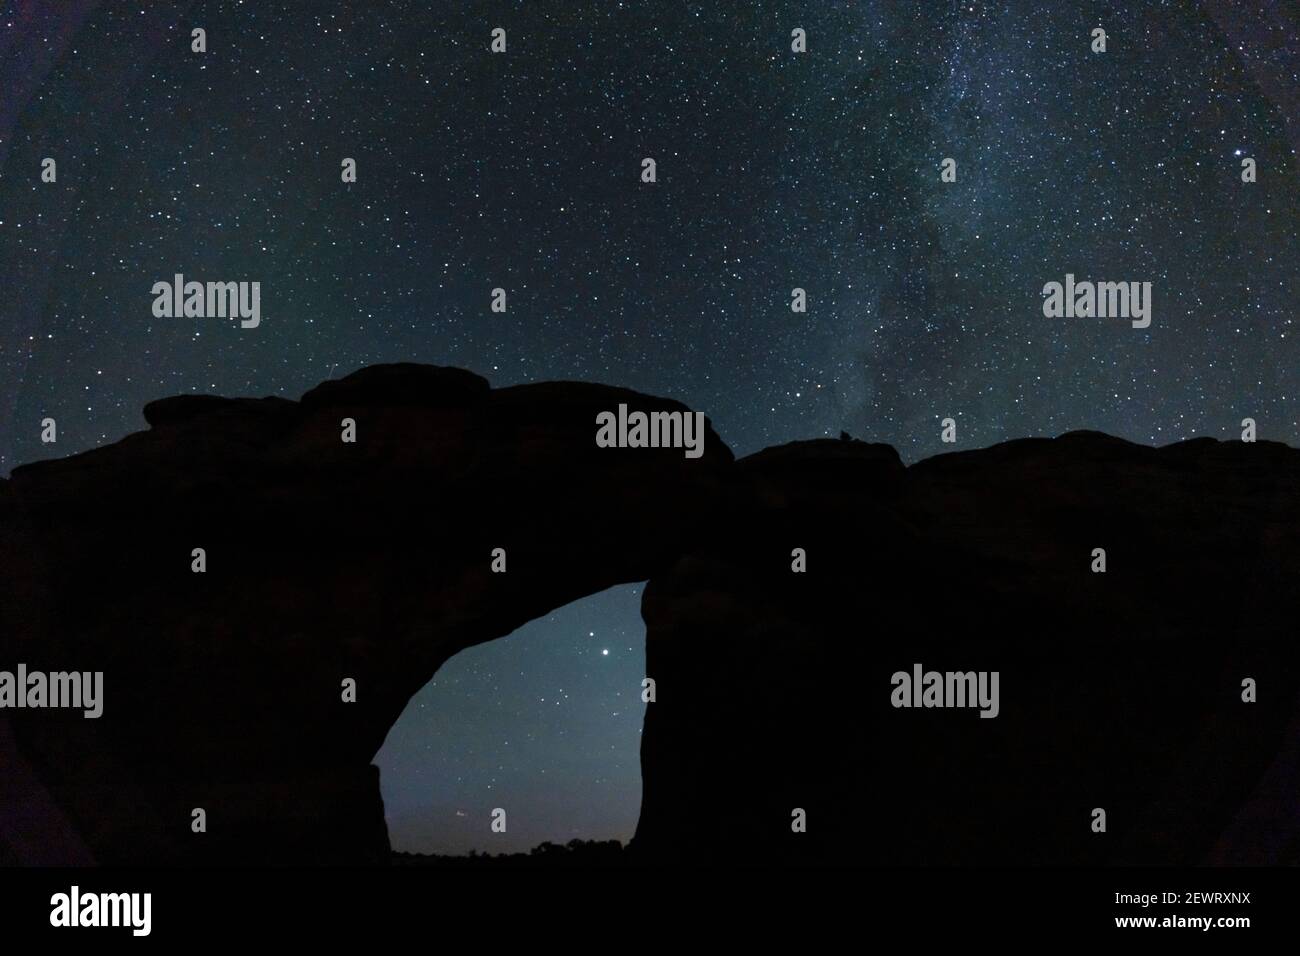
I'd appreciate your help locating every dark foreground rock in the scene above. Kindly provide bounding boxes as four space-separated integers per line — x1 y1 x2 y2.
636 434 1300 864
1 365 1297 865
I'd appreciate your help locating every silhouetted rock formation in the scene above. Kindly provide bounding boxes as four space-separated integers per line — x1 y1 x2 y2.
1 364 1297 866
636 433 1300 864
0 364 731 864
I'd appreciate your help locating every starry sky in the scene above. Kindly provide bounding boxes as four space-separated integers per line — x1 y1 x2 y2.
0 1 1296 853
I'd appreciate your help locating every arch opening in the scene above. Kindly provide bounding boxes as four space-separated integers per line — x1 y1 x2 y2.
377 583 648 857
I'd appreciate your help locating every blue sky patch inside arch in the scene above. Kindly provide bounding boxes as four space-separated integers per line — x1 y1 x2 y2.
376 582 648 855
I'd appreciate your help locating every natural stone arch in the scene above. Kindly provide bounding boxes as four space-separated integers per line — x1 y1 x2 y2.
0 365 731 864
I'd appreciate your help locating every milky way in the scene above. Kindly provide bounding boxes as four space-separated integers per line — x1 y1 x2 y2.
1 1 1295 853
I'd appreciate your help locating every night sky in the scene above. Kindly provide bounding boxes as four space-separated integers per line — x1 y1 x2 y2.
1 1 1296 854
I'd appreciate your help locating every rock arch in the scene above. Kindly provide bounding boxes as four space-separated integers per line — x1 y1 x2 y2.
0 365 731 864
4 365 1300 866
